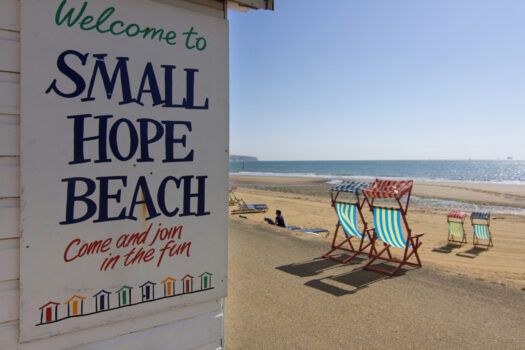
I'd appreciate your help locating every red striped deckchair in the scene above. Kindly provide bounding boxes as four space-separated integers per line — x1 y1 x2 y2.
471 212 493 248
447 211 467 244
323 181 376 263
362 179 424 276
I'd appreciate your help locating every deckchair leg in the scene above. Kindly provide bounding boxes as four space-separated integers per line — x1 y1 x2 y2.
363 234 423 276
323 223 374 264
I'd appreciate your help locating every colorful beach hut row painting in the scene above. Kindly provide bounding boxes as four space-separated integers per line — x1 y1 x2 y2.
37 272 213 326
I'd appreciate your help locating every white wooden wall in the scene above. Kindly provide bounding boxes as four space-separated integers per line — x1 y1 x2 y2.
0 1 225 348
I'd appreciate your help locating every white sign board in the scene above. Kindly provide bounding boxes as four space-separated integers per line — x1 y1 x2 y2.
20 0 228 341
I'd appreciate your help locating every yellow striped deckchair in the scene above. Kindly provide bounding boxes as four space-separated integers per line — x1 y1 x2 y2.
471 212 493 248
323 201 375 263
447 211 467 244
362 207 423 276
323 181 375 263
362 179 424 276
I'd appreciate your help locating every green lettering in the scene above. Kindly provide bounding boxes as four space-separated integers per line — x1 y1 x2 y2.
79 15 95 30
165 31 176 45
95 7 116 34
125 24 140 37
141 27 165 41
110 21 126 35
55 0 87 27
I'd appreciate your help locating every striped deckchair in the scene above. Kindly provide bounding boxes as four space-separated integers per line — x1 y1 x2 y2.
447 211 467 244
230 200 268 215
323 181 375 263
362 179 424 276
229 187 242 206
471 212 493 248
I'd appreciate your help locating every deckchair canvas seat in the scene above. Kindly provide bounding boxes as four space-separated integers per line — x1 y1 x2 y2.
229 187 242 206
447 210 467 244
362 179 424 276
323 180 375 264
230 200 268 215
471 211 493 248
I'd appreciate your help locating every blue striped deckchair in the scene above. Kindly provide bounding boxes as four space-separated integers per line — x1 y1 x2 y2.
447 211 467 244
470 212 493 248
323 181 375 263
362 207 423 276
362 179 423 276
230 200 268 215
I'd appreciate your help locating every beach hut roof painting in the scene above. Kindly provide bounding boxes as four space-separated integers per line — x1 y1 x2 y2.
93 289 112 312
39 301 60 324
199 272 213 290
116 286 133 307
139 281 156 301
182 274 194 293
65 295 86 317
161 277 176 296
36 272 213 326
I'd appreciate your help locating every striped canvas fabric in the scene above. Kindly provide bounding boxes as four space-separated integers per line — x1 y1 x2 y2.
449 221 464 237
471 212 490 220
363 179 413 199
373 207 407 248
331 181 371 195
335 202 363 238
473 224 490 240
448 211 467 219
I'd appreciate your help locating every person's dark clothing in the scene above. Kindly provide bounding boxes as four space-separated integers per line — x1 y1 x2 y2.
275 215 285 227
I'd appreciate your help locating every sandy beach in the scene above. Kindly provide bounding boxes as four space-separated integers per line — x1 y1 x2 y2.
225 219 525 349
229 175 525 289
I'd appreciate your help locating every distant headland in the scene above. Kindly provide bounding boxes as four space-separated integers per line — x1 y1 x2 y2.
230 155 258 161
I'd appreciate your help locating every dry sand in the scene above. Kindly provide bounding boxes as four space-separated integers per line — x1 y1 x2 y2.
226 219 525 349
229 175 525 289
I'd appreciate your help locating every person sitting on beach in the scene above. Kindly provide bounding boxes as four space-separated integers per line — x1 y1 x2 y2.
264 210 286 227
275 210 286 227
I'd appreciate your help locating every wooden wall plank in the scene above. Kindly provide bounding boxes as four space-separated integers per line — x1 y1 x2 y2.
0 72 19 115
0 157 19 197
0 0 19 31
0 238 19 281
0 280 19 323
0 30 20 73
0 198 19 239
0 115 19 156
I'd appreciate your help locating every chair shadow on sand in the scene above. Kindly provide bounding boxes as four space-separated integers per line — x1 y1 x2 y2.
432 242 463 254
276 255 364 278
304 266 394 296
456 247 488 259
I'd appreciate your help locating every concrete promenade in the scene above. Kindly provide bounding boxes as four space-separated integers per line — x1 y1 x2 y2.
225 219 525 349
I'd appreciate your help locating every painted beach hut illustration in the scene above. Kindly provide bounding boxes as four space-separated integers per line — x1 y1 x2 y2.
199 272 213 290
140 281 156 302
39 301 60 324
181 274 194 294
93 290 112 312
116 286 133 307
65 295 85 317
161 277 176 297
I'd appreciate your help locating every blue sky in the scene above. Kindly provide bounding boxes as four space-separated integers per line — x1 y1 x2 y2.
228 1 525 161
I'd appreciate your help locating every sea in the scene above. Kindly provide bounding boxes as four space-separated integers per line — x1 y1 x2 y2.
230 160 525 215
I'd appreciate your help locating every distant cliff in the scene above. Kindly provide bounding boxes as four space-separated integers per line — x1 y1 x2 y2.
229 155 258 161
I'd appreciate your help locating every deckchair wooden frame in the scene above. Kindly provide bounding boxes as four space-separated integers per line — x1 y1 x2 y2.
362 179 424 277
230 199 268 215
228 186 242 206
447 211 467 245
323 181 376 263
471 212 493 248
